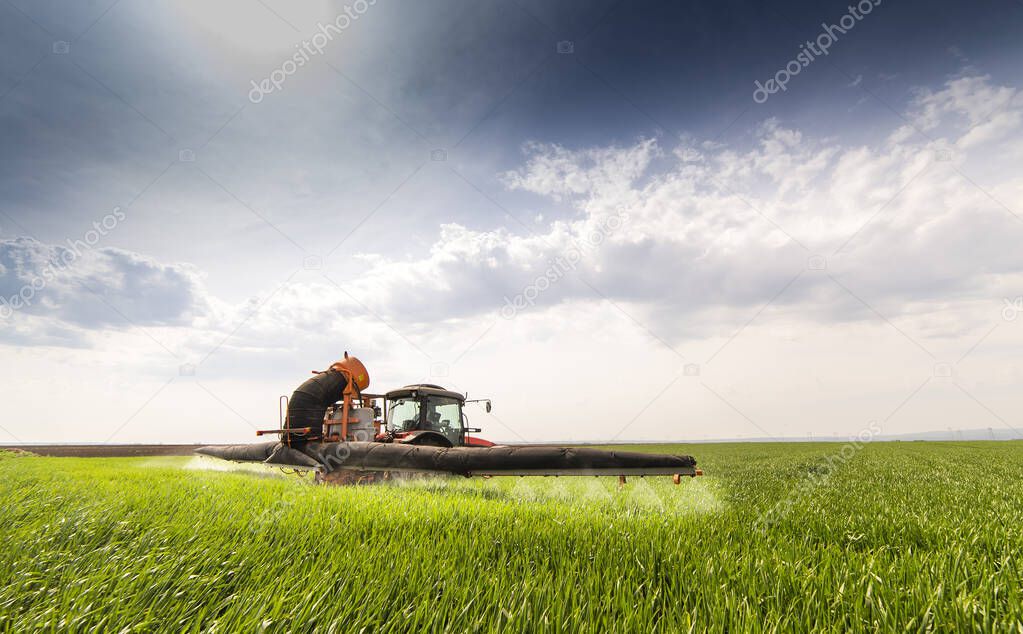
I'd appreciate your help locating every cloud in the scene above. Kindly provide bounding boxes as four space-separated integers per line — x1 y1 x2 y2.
911 75 1019 134
322 73 1023 340
500 138 659 201
6 74 1023 356
0 237 209 341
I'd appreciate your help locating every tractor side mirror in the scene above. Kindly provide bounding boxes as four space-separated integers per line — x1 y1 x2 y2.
485 401 492 413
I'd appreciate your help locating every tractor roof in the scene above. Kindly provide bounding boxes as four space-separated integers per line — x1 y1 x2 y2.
384 384 465 401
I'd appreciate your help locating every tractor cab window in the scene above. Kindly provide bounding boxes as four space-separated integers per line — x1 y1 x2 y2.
424 396 463 445
387 398 421 433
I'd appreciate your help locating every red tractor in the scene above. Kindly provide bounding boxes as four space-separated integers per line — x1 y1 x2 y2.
203 354 700 484
375 384 495 448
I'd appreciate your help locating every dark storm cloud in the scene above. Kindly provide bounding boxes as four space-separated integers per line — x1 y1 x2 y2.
0 0 1020 349
0 237 207 332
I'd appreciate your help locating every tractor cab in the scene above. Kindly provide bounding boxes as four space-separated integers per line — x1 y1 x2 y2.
383 384 494 448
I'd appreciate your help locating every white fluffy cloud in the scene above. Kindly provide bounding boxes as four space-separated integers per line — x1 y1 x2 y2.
499 138 660 201
296 73 1023 343
911 75 1018 133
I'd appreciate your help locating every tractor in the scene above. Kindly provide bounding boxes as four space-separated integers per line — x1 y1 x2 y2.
376 384 495 448
199 354 701 485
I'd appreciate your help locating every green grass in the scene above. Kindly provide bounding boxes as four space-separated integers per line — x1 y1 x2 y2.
1 442 1022 632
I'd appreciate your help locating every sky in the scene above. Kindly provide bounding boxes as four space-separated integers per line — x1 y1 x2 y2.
1 0 1022 444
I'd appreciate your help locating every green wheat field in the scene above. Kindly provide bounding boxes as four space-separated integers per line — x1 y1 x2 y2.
1 442 1022 632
